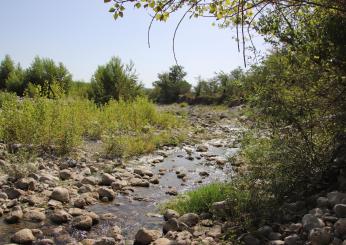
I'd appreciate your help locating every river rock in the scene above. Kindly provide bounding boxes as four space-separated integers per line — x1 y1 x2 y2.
197 145 208 152
164 209 180 221
327 191 346 206
15 177 36 191
178 213 199 227
242 234 260 245
24 209 46 222
134 168 153 177
334 204 346 218
11 228 35 244
36 239 54 245
97 187 115 201
81 176 98 185
87 211 100 225
308 228 331 245
163 218 180 234
316 197 329 208
4 187 24 199
152 238 173 245
72 214 93 230
134 228 161 245
166 187 178 196
5 205 23 223
302 214 325 231
100 173 116 186
73 197 87 208
59 169 73 180
130 178 150 187
284 234 301 245
94 237 116 245
50 209 72 224
334 218 346 236
51 187 70 203
111 180 127 190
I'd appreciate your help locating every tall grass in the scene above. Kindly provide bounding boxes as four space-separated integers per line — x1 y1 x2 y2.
0 92 185 156
162 182 250 216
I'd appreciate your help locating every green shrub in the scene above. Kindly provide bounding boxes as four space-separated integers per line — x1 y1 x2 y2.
162 182 250 216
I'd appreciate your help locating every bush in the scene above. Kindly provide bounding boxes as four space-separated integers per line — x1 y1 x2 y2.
152 65 191 104
24 56 72 98
88 57 143 104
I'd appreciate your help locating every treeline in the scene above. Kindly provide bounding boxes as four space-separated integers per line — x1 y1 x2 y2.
0 55 247 106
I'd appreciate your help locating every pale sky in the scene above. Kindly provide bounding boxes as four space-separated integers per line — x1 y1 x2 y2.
0 1 267 87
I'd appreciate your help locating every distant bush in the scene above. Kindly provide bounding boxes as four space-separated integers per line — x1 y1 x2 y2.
193 68 245 106
151 65 191 104
24 56 72 98
88 57 143 104
68 81 91 99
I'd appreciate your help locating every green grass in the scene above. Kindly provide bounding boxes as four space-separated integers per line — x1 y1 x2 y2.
0 92 186 156
161 182 250 216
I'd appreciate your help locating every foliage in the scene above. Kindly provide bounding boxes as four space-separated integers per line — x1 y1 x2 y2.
24 56 72 98
88 57 143 104
152 65 191 104
194 67 245 105
0 55 15 90
241 6 346 200
0 93 184 156
68 81 91 99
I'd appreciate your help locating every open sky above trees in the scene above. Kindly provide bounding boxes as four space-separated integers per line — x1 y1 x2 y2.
0 0 267 87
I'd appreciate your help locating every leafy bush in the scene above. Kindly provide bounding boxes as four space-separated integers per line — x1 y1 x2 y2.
24 56 72 98
151 65 191 104
88 57 143 104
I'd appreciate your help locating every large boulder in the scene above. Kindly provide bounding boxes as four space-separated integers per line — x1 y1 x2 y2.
72 215 93 230
334 218 346 236
50 209 72 224
97 187 115 201
4 187 24 199
11 228 36 244
334 204 346 218
50 187 70 203
100 173 116 186
308 228 331 245
178 213 199 227
163 209 180 221
5 206 23 224
24 209 46 223
59 169 73 180
327 191 346 206
302 214 325 231
15 177 37 191
134 228 161 245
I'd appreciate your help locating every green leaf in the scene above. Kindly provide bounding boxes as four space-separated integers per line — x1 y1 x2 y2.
135 3 141 8
104 0 111 3
109 7 116 13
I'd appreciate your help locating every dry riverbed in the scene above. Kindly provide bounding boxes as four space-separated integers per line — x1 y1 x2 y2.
0 105 245 245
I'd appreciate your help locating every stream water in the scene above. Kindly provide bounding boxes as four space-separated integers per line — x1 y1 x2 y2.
0 138 239 244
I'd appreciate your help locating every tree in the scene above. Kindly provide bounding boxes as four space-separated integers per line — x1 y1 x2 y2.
5 64 25 95
25 57 72 98
0 55 15 90
88 57 142 104
152 65 191 103
105 0 346 64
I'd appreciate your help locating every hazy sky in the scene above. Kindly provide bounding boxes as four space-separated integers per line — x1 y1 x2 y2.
0 1 267 87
